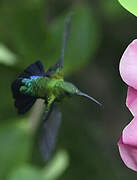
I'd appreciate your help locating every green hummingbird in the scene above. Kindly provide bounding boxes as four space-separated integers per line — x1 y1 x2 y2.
11 13 101 160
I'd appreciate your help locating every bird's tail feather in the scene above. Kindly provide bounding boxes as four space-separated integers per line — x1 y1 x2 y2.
11 77 37 114
11 61 45 114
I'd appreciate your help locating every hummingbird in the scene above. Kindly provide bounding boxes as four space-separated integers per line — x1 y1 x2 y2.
11 13 101 160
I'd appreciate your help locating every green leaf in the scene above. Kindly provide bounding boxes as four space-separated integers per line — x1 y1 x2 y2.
9 165 44 180
9 150 69 180
0 120 32 180
118 0 137 17
43 149 69 180
0 43 17 66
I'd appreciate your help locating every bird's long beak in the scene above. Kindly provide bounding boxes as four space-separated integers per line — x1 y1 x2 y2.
77 91 102 106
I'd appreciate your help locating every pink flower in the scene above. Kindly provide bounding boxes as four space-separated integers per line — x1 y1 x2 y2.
126 86 137 116
120 39 137 90
119 40 137 116
118 117 137 171
118 39 137 171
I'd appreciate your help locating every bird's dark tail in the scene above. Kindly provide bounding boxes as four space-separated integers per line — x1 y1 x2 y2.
11 61 46 114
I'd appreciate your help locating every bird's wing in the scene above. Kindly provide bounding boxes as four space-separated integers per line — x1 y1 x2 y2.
40 105 62 161
46 13 72 76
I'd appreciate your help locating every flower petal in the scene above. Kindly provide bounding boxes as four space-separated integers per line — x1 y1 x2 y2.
118 137 137 171
126 86 137 116
123 117 137 146
119 39 137 89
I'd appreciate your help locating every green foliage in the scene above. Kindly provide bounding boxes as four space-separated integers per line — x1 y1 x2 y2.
0 44 17 66
9 165 45 180
0 119 31 180
118 0 137 17
100 0 124 18
0 1 99 75
0 0 136 179
43 150 69 180
8 150 69 180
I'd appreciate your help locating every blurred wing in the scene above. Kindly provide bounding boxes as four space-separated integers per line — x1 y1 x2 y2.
40 106 62 161
46 13 72 76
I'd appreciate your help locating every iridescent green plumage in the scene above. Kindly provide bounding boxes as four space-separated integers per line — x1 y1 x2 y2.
19 70 84 112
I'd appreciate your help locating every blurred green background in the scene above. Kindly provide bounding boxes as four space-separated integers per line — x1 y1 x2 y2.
0 0 137 179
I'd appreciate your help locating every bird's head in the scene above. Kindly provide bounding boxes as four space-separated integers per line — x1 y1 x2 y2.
62 82 101 106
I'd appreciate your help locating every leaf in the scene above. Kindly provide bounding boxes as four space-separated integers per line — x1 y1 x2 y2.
0 120 32 180
9 165 44 180
118 0 137 17
9 150 69 180
43 149 69 180
0 43 17 66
